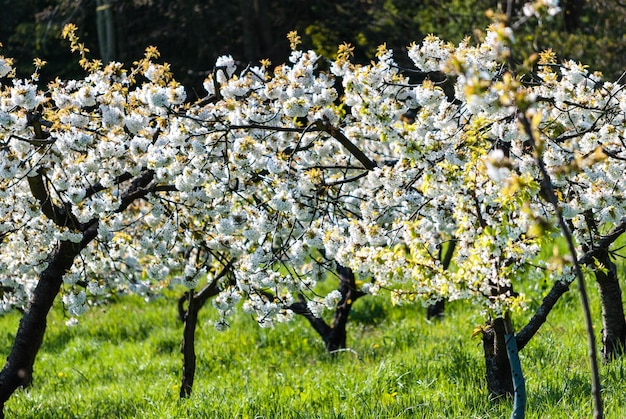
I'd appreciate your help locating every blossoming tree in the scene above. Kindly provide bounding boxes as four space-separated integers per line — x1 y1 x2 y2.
1 2 625 417
0 26 376 409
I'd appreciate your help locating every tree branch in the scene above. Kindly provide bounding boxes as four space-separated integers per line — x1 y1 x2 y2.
114 170 178 213
316 118 377 170
516 217 626 351
289 296 332 339
27 170 81 231
195 260 233 307
83 172 134 199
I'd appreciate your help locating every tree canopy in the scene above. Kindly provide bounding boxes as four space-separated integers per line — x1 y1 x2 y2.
1 1 625 417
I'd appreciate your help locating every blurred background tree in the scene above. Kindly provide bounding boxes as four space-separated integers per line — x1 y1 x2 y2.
1 0 624 95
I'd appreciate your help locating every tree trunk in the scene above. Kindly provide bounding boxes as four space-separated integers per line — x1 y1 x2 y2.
426 300 446 320
290 264 364 353
96 0 116 63
240 0 258 61
0 153 158 415
240 0 272 61
177 262 228 398
0 238 90 417
321 265 353 351
179 291 200 398
427 240 456 319
562 0 584 33
482 317 514 399
594 251 626 360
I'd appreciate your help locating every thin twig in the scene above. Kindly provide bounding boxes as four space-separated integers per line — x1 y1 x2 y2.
519 113 603 419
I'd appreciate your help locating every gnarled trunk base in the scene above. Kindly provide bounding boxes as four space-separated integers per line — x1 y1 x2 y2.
482 317 514 399
594 252 626 360
291 264 364 353
427 300 445 320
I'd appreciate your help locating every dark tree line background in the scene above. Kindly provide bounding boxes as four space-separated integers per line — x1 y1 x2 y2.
1 0 625 96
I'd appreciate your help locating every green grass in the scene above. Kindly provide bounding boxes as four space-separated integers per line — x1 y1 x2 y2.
1 285 625 418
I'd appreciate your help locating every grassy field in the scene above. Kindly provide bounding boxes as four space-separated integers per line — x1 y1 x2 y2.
1 283 625 418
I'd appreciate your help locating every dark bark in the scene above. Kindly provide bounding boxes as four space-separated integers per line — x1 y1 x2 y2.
482 317 514 398
177 262 361 396
593 251 626 360
516 218 626 351
0 109 101 413
0 113 172 415
427 240 456 319
317 119 377 170
0 109 87 414
516 279 570 351
0 228 97 417
240 0 272 62
562 0 584 33
326 265 360 351
290 264 364 352
289 298 332 343
179 291 200 398
28 171 82 230
178 262 229 398
426 300 445 320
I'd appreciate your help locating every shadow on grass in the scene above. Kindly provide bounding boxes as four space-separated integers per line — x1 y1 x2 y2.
350 297 387 326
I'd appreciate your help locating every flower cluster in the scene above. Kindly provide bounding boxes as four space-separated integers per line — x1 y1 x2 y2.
0 16 624 325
